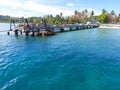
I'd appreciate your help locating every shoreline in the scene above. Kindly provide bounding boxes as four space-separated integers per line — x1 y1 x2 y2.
99 24 120 28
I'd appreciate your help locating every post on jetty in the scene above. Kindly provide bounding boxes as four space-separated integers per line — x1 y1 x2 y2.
38 18 48 37
14 30 19 36
24 18 30 36
10 19 15 31
20 30 22 35
7 19 16 35
31 31 35 37
42 18 47 36
7 31 10 35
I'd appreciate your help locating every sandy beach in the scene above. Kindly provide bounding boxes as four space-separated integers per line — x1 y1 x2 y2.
99 24 120 28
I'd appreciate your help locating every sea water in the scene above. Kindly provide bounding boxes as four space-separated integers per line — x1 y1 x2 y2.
0 23 120 90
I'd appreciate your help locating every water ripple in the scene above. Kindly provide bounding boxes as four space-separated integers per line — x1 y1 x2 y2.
0 75 24 90
1 27 120 90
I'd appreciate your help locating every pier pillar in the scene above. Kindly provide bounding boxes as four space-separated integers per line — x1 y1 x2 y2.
70 27 72 31
31 32 35 37
14 30 18 35
7 32 10 35
20 30 22 35
76 27 79 30
60 27 64 32
79 26 81 30
37 29 40 36
25 32 29 36
42 32 45 36
86 26 88 29
36 32 40 36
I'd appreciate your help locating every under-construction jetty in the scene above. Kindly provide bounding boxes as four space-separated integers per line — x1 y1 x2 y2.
6 19 100 36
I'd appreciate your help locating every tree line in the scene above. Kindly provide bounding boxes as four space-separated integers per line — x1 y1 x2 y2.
0 9 120 24
98 9 120 23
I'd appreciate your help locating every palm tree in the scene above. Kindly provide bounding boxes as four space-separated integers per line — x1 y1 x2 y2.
90 10 94 20
91 10 94 16
60 12 63 17
102 9 107 14
74 10 78 15
85 9 88 14
111 10 115 15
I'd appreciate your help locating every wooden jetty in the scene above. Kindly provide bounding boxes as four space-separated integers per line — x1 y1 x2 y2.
1 19 100 36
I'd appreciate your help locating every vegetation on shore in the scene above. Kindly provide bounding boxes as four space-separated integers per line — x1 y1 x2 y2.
98 9 120 23
0 9 120 25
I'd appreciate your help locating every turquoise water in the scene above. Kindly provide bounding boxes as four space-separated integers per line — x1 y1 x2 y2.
0 23 10 31
0 24 120 90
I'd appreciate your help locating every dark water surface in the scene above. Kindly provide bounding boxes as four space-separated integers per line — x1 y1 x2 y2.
0 24 120 90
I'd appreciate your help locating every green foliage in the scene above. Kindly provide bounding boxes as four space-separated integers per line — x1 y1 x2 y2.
98 14 109 23
33 19 40 23
0 15 11 23
54 21 61 25
1 9 120 24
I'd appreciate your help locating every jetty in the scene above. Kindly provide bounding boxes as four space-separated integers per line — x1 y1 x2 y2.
2 19 100 36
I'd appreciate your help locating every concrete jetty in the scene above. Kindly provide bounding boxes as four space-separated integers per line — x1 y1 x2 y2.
0 19 100 36
12 23 99 36
0 23 99 36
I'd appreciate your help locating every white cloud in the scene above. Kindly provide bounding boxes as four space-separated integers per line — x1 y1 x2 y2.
24 1 74 16
0 0 22 8
0 0 100 17
67 3 74 7
0 0 74 17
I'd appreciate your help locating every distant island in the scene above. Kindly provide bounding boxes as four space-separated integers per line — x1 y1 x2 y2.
0 9 120 25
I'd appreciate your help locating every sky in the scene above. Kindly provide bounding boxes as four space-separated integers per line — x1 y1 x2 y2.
0 0 120 17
